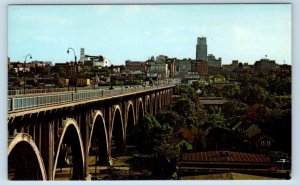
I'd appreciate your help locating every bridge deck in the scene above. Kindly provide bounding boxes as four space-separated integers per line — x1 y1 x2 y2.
8 85 175 119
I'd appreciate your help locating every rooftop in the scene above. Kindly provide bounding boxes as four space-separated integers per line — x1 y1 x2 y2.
181 151 271 163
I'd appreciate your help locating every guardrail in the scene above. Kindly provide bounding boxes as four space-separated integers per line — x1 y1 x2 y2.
8 85 174 112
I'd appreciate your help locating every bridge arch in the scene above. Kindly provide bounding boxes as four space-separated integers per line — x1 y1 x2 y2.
154 92 160 115
158 92 162 109
136 98 144 125
126 101 136 128
151 94 156 115
125 102 135 146
53 118 85 180
162 92 165 107
163 91 166 106
8 133 47 180
145 95 151 114
167 90 170 104
89 111 109 165
111 105 125 154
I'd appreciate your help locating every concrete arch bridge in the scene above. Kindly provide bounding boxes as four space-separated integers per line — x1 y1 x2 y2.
7 85 174 180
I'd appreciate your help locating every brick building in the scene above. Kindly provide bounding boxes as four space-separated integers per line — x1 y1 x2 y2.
191 60 208 75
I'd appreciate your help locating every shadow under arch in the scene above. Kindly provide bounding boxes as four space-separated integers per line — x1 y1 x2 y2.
111 105 125 154
8 133 47 180
126 102 136 146
158 92 162 109
52 118 85 180
137 98 144 125
163 91 167 106
150 94 155 115
153 93 160 115
88 111 110 165
145 96 151 114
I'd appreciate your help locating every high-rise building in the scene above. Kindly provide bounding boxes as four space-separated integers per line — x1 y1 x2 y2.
196 37 207 61
80 48 85 62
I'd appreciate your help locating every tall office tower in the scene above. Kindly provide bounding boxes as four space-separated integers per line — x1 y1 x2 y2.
196 37 208 61
80 48 85 62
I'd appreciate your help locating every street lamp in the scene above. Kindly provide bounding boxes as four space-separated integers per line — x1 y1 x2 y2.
67 48 77 93
23 54 32 94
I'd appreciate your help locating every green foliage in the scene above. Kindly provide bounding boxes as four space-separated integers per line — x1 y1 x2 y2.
221 85 240 98
92 67 110 77
205 106 226 128
215 74 224 79
173 98 195 117
134 114 173 153
80 66 93 78
133 69 291 154
156 110 181 128
36 66 51 77
153 144 179 162
178 85 196 99
51 66 67 78
172 97 207 127
79 66 111 78
57 80 64 88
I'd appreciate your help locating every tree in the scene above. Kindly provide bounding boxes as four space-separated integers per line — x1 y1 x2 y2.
36 66 51 77
79 66 93 78
57 80 64 88
156 110 181 128
92 67 110 77
239 84 268 105
206 106 226 128
8 68 18 77
178 85 196 99
173 97 198 126
51 66 66 78
221 84 240 98
134 114 173 153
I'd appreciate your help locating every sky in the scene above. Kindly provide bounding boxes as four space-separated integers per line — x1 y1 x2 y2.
8 4 291 65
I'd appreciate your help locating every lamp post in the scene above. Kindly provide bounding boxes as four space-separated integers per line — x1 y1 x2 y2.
23 54 32 95
67 48 77 93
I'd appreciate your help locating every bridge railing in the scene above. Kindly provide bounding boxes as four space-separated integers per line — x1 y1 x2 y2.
9 93 73 111
8 85 174 112
8 88 72 96
7 85 143 96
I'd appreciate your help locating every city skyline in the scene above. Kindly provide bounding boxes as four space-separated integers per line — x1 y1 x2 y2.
8 4 291 65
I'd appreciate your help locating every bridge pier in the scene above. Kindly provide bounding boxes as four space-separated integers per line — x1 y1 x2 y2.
40 117 54 180
105 106 113 165
81 110 92 180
